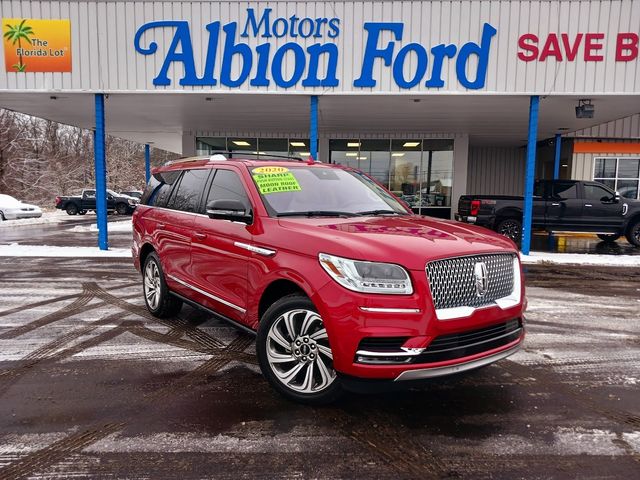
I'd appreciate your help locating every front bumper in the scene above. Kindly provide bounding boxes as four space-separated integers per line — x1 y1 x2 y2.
311 276 526 381
4 211 42 220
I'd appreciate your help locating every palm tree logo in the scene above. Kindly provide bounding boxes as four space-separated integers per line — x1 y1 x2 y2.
3 19 35 72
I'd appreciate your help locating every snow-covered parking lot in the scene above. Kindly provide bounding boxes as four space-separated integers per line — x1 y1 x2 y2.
0 257 638 479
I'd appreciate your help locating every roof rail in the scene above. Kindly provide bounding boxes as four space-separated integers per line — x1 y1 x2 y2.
207 151 306 162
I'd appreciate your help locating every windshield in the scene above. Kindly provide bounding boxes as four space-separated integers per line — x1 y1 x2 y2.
250 166 410 217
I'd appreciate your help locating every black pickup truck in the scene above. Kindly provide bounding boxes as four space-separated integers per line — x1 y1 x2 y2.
55 189 138 216
456 180 640 247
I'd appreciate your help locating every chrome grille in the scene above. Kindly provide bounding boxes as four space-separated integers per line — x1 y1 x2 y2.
426 254 515 310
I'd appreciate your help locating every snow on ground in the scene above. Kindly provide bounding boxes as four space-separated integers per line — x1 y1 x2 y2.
520 251 640 267
0 210 69 228
67 220 132 233
0 243 131 257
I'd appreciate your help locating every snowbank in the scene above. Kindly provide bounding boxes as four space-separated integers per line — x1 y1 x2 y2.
0 243 131 258
521 251 640 267
67 220 133 233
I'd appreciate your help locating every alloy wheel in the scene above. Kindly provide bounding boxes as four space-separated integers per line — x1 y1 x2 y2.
265 309 336 394
144 260 161 310
498 220 521 241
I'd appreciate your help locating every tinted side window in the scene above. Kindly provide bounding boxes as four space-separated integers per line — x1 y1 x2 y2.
552 182 578 200
205 169 251 211
584 184 613 202
166 169 210 212
534 181 546 197
141 176 160 205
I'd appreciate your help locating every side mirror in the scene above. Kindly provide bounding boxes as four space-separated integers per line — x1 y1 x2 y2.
206 199 252 224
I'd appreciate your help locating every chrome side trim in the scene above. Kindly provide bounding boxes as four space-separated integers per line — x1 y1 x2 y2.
167 274 246 314
358 307 421 314
233 242 276 257
393 343 522 381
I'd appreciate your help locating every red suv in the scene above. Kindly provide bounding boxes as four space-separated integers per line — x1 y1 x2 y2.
133 155 525 404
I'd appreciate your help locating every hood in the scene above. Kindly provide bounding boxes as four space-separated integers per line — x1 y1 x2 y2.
275 215 517 270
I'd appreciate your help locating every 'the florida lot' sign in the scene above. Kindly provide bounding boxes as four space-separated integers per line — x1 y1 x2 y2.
2 18 71 72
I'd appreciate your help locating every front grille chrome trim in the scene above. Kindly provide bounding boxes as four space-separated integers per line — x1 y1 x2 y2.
427 255 521 320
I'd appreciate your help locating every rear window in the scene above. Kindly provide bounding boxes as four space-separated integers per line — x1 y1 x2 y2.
166 169 210 212
551 182 578 200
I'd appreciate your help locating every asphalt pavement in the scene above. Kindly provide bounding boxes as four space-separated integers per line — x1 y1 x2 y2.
0 253 638 478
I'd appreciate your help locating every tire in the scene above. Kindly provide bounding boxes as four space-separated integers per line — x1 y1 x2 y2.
257 294 343 405
625 220 640 247
495 218 522 242
116 203 128 215
142 252 182 318
66 203 79 215
597 233 620 242
0 211 4 221
78 210 87 216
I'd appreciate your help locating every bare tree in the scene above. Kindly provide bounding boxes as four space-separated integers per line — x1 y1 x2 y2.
0 109 178 207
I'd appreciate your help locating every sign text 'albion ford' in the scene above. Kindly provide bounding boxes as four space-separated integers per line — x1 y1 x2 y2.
134 8 496 90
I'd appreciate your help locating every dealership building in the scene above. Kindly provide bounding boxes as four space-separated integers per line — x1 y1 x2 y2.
1 0 639 250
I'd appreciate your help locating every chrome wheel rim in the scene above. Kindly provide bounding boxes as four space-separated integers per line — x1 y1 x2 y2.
498 221 521 241
266 309 336 394
144 261 161 310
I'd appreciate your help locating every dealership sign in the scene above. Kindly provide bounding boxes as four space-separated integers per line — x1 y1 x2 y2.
134 8 639 90
134 8 496 90
2 18 71 72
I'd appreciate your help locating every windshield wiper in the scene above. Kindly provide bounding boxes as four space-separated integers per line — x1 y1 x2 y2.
357 209 406 216
276 211 359 218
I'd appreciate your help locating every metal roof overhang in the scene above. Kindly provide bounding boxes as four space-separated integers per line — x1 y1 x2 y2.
0 92 638 153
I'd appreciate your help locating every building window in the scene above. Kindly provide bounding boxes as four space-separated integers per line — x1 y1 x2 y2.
594 157 640 199
196 137 309 159
330 138 453 213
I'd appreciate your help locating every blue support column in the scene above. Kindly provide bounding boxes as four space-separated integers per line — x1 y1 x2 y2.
145 143 151 183
310 95 318 160
521 95 540 256
553 133 561 180
94 93 108 251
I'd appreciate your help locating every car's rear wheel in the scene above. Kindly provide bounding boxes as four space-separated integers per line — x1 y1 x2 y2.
625 220 640 247
257 294 342 404
116 203 128 215
495 218 522 242
597 233 620 242
0 211 4 221
66 204 78 215
142 252 182 318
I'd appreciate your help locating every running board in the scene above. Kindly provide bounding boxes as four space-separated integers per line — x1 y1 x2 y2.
169 291 257 336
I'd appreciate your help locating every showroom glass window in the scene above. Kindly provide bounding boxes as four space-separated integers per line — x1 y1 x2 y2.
594 157 640 199
196 137 310 159
329 138 453 214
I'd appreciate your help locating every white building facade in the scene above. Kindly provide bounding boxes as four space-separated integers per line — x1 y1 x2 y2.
1 0 639 220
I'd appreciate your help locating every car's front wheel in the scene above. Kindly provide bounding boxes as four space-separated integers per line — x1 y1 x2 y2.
257 294 342 404
116 203 128 215
625 220 640 247
142 252 182 318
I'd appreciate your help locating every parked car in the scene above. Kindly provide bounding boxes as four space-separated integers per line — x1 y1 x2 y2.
457 180 640 247
55 189 138 216
0 194 42 221
120 190 143 199
132 155 526 404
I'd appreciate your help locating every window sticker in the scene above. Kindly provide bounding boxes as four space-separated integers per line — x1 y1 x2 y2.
252 166 302 194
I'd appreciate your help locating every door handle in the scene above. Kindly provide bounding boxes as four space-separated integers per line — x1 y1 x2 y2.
194 232 207 240
584 204 593 207
551 203 560 206
157 223 166 229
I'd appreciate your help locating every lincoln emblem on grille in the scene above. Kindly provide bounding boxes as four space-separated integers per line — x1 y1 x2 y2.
474 262 489 297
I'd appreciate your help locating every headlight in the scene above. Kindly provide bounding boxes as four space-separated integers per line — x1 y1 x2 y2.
127 199 136 205
318 253 413 295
